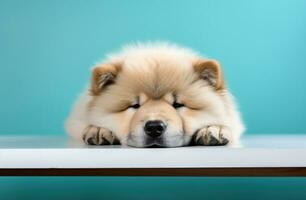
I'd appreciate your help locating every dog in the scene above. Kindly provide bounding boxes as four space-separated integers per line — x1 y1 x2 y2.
65 42 245 147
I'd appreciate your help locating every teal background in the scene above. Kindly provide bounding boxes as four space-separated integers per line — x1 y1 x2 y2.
1 177 306 200
0 0 306 199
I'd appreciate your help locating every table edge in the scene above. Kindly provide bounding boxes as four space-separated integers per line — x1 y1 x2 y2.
1 167 306 176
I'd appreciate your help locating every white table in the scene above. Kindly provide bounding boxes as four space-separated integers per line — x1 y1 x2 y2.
0 134 305 176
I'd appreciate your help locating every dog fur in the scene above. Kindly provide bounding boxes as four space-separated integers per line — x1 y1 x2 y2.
65 42 245 147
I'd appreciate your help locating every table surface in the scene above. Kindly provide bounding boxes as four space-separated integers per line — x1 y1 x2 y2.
0 134 306 176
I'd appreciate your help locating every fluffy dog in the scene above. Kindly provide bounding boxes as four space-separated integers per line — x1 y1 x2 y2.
65 43 245 147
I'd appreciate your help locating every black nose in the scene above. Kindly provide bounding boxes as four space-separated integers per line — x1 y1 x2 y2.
144 120 166 138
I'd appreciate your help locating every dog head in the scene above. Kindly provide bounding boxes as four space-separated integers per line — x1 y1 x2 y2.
87 44 226 147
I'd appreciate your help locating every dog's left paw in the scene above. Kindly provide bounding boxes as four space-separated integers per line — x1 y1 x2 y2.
192 125 231 146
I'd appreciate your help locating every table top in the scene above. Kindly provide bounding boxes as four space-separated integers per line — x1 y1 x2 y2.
0 134 305 176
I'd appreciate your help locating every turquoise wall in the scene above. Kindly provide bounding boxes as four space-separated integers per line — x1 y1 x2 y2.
0 0 306 199
1 0 306 134
1 177 306 200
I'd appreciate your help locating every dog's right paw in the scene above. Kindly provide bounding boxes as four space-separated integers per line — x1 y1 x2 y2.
82 125 120 145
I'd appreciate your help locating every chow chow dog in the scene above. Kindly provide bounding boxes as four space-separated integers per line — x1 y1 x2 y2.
65 42 244 147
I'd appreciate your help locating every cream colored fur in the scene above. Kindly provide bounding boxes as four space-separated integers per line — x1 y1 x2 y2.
65 42 245 147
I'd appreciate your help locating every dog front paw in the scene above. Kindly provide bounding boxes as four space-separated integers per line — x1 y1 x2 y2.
82 125 120 145
192 125 231 146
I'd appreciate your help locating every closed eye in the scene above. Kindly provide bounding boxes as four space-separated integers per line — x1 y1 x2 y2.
129 103 140 109
172 102 184 109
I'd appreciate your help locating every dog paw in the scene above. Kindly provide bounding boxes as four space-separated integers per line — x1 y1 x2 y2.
193 125 231 146
82 125 120 145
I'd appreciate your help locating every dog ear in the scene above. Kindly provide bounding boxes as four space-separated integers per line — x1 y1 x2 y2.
90 63 121 95
193 59 225 90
